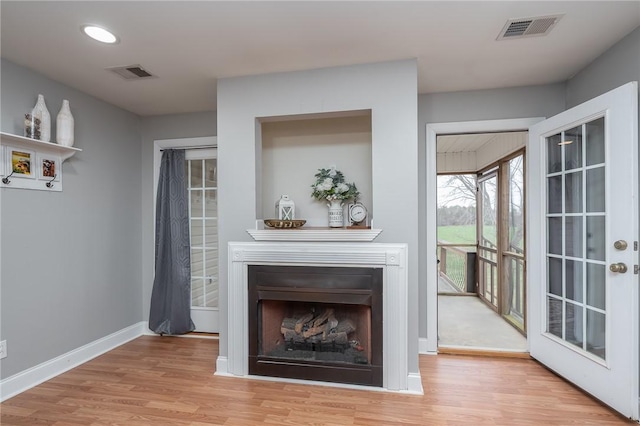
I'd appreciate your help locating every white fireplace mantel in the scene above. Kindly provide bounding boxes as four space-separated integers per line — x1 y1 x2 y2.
216 241 423 394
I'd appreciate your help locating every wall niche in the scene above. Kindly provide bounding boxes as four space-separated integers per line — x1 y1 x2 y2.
259 110 372 226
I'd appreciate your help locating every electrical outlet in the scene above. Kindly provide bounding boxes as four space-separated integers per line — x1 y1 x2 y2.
0 340 7 359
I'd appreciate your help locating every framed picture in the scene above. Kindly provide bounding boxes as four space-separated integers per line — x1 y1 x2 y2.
8 147 35 179
38 154 60 181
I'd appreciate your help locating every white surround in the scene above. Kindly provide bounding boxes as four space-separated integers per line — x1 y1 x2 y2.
217 241 422 393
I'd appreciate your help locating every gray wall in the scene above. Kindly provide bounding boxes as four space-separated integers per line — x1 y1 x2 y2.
416 83 566 340
0 59 142 379
139 113 217 322
566 26 640 109
217 60 420 376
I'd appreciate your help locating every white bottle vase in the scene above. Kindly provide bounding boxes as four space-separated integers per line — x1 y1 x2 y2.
32 94 51 142
56 100 74 147
327 200 344 227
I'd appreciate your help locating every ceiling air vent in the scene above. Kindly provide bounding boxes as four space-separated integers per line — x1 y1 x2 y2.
497 14 563 40
106 64 157 80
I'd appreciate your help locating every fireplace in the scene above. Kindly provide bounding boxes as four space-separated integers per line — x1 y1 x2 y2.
248 265 382 386
219 241 421 393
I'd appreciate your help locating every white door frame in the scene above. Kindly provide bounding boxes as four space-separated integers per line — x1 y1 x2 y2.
424 117 544 353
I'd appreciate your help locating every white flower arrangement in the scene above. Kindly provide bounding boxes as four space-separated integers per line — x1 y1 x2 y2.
311 166 359 201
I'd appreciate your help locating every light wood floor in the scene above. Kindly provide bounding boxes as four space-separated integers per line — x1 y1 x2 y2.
0 336 632 425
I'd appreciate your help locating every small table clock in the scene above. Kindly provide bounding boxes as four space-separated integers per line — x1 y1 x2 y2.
348 202 368 226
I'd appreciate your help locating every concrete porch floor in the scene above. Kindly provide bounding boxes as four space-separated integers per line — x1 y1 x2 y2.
438 291 528 352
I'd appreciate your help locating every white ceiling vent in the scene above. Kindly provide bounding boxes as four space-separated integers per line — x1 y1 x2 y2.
107 64 157 80
497 14 563 40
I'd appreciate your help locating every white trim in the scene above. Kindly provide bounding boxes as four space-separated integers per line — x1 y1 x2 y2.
425 117 544 354
0 322 145 402
406 372 424 394
247 228 382 242
418 337 434 354
214 371 423 395
215 356 228 376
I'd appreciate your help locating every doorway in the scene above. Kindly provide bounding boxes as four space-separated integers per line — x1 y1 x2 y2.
153 136 219 334
425 117 543 354
436 136 527 352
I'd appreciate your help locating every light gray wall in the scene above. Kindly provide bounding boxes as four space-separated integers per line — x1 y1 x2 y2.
566 26 640 109
139 112 217 322
217 60 419 374
0 59 142 379
417 83 566 340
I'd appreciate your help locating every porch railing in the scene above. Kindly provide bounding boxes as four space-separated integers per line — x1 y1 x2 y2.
438 242 477 293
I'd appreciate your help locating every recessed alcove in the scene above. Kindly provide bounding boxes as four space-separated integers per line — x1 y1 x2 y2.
259 110 372 226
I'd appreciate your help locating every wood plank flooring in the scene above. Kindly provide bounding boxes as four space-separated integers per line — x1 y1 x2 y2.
0 336 633 425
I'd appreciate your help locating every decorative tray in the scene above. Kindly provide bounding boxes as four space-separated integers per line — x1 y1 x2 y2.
263 219 306 229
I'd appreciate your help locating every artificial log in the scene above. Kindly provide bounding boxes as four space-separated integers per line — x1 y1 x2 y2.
322 331 348 345
281 310 356 349
302 323 329 339
334 319 356 335
280 318 297 335
312 308 334 327
294 313 314 334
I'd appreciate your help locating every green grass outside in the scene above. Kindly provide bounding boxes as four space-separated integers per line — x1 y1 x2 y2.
437 225 476 245
437 224 503 247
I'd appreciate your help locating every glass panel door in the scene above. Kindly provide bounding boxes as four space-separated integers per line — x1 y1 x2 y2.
477 172 498 309
545 118 606 358
528 83 639 418
186 149 219 333
503 154 526 330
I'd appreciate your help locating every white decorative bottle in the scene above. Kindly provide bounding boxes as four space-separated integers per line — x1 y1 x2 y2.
327 200 344 227
56 100 74 147
32 94 51 142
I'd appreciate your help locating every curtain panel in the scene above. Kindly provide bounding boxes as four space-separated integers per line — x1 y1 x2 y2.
149 149 195 335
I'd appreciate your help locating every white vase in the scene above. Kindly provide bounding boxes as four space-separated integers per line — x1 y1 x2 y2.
327 200 344 228
56 100 74 147
32 94 51 142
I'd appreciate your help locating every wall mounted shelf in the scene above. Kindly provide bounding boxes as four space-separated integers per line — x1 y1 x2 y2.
0 131 82 192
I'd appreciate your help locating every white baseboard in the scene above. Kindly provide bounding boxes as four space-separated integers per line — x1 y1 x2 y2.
0 321 145 402
215 356 228 375
419 337 438 355
142 321 156 336
407 372 424 395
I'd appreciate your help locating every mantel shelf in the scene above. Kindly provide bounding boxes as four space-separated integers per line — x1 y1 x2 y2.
247 227 382 242
0 132 81 161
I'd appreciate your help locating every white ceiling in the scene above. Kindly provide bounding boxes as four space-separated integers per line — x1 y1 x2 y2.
1 1 638 116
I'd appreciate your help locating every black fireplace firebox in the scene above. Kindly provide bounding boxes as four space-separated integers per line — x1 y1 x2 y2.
248 265 383 387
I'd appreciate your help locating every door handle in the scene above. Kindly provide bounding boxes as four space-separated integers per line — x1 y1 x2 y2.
609 263 628 273
614 240 628 250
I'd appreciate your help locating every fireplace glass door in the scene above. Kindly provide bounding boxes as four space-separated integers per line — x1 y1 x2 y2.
260 301 372 365
248 265 383 387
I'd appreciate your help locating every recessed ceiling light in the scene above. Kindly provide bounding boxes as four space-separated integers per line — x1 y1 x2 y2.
81 25 119 44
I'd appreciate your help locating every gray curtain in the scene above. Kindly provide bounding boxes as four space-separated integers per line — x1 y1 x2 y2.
149 149 195 335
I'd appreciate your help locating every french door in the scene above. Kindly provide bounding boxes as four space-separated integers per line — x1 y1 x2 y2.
186 148 219 333
528 82 638 418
